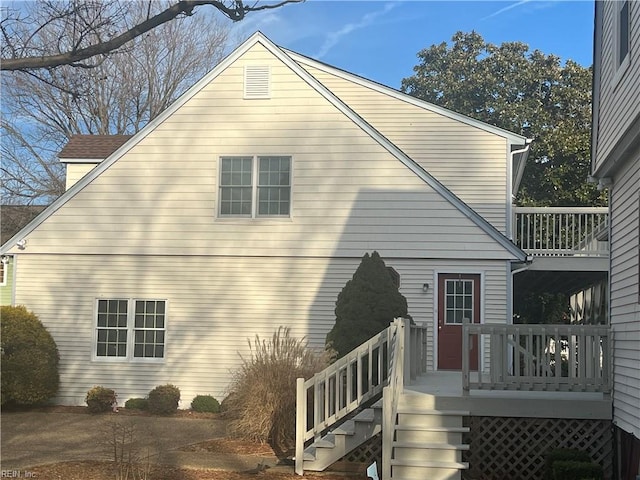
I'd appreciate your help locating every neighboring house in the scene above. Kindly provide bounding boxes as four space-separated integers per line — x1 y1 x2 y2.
0 205 47 306
591 1 640 478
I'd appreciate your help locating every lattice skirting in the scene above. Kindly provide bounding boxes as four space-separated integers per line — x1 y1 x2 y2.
327 433 382 474
326 417 611 479
463 416 613 480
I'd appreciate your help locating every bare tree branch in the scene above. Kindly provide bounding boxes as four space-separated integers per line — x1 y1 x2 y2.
1 0 302 71
1 2 233 204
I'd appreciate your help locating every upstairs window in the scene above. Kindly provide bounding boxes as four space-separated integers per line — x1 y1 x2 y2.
616 1 630 70
220 156 253 216
219 156 291 218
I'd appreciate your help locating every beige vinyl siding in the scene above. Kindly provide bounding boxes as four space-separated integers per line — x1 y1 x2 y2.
609 151 640 438
14 254 508 405
594 1 640 171
0 256 13 305
14 44 514 261
297 63 509 233
65 163 100 190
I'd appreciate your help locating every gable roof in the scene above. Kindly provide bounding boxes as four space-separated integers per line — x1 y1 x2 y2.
1 32 527 261
286 50 532 196
58 135 133 161
286 49 529 144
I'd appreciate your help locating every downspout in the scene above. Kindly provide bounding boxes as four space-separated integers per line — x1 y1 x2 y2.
507 139 533 240
507 140 532 328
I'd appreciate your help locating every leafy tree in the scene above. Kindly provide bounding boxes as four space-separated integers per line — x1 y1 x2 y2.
1 0 301 72
1 1 231 204
1 305 60 406
514 292 570 325
326 251 408 358
401 31 606 207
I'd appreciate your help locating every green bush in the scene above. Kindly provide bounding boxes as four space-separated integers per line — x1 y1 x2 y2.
86 386 116 413
225 327 332 458
191 395 220 413
147 384 180 415
1 305 60 406
124 397 148 410
326 251 408 358
552 460 603 480
544 448 592 479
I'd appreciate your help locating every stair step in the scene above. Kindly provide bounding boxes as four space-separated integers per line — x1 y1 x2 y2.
397 413 467 428
391 464 465 480
331 420 355 435
392 442 469 450
393 442 467 463
397 407 469 416
391 459 469 469
395 425 469 432
313 435 335 449
353 408 375 423
395 427 467 444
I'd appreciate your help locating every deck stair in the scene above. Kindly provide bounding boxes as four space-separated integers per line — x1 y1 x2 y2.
390 392 469 480
302 399 383 471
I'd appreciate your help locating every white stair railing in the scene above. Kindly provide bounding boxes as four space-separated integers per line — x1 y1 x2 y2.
382 318 409 480
295 318 426 476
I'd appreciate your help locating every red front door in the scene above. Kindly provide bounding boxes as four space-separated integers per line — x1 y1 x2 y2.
437 273 480 370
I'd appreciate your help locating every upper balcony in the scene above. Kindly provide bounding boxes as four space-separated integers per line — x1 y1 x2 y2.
511 206 609 298
513 206 609 258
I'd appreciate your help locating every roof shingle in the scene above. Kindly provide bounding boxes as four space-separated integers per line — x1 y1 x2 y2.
58 135 133 159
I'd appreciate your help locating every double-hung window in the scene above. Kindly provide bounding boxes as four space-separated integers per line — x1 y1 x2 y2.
219 156 291 217
617 0 630 68
95 299 166 361
613 0 631 84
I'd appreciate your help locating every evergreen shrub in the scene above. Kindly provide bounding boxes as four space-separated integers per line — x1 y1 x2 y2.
147 384 180 414
124 397 148 410
191 395 220 413
1 305 60 406
551 460 603 480
544 448 592 479
326 251 408 357
86 386 116 413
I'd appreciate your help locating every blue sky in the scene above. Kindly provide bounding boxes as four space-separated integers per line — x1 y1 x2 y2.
233 0 595 89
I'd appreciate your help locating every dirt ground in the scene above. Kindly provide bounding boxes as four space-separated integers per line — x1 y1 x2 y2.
26 461 363 480
1 406 366 480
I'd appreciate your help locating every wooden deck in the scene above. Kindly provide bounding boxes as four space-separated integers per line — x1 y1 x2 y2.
405 370 611 419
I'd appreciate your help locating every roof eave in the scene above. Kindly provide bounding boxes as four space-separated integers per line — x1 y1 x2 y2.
285 49 529 146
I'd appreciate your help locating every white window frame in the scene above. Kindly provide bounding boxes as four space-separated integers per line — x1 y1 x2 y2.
218 155 292 219
612 0 631 86
92 298 167 363
443 278 475 325
0 256 8 286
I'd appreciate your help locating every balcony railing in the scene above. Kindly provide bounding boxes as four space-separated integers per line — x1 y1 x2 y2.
295 318 427 476
513 207 609 257
462 322 611 393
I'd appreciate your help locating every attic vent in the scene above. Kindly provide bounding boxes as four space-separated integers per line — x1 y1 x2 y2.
244 65 270 99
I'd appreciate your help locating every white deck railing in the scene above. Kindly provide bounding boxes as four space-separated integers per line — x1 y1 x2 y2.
295 318 427 476
462 322 611 393
513 207 608 257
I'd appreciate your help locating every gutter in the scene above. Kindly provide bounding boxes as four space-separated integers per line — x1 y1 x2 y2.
507 139 533 240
